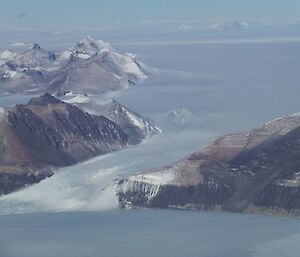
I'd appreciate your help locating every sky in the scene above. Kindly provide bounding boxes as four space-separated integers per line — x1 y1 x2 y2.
0 0 299 31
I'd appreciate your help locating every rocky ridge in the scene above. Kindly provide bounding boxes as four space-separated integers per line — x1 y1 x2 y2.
117 113 300 216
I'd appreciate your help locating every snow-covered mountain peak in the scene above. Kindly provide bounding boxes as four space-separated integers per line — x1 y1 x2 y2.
77 37 101 51
26 43 50 56
64 36 114 60
78 36 112 50
6 43 56 69
31 43 42 50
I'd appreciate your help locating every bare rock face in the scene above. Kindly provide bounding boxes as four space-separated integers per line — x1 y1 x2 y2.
117 113 300 216
78 99 161 144
7 94 128 165
0 94 128 195
0 172 52 195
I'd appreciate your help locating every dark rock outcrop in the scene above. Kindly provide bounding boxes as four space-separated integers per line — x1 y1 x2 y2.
0 172 52 195
117 113 300 216
27 93 63 106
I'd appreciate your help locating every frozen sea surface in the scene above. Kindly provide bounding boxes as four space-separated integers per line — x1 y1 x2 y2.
0 210 300 257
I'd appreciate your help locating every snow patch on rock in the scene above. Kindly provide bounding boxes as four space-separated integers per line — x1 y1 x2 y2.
64 94 91 104
128 170 176 186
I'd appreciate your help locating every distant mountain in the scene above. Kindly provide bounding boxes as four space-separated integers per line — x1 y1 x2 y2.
0 36 150 95
60 36 148 81
6 43 56 69
117 112 300 216
166 108 192 125
210 20 250 31
0 94 128 195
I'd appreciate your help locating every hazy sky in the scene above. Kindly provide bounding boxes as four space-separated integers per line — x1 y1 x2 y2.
0 0 299 30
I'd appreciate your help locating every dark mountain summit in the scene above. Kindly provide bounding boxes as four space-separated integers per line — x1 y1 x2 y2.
27 93 63 106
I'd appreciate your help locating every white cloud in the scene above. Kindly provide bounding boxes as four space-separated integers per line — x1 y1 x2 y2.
177 24 194 30
114 20 126 27
209 20 250 31
11 42 26 47
0 21 44 33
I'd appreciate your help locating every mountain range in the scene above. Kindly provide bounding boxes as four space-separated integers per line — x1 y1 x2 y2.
0 36 149 96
